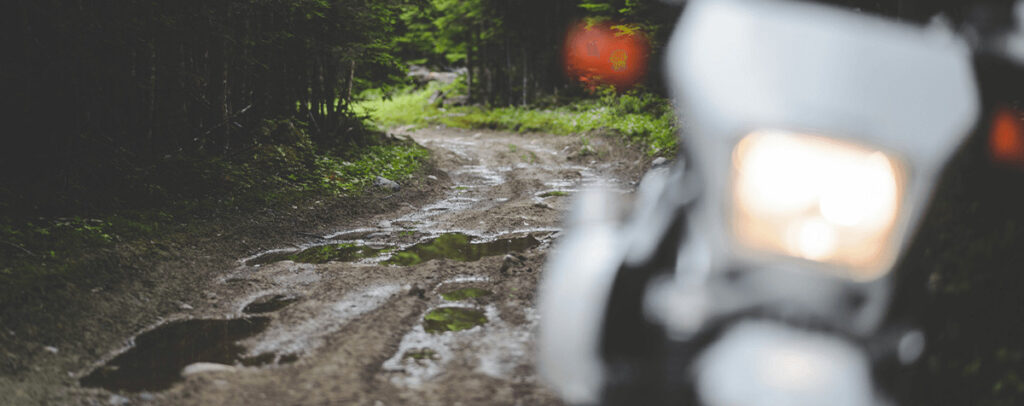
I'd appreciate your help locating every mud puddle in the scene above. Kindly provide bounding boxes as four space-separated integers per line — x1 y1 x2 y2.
384 232 540 266
80 317 272 392
246 232 541 267
246 244 387 266
440 287 492 301
423 307 489 333
243 294 302 314
68 128 644 405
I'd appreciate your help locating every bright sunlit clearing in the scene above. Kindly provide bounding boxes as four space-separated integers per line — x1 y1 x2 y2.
732 130 904 279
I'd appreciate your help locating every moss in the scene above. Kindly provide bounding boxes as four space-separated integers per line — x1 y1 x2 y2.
539 190 569 198
423 307 487 334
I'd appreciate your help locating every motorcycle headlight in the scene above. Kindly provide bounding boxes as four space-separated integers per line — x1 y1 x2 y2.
731 130 906 279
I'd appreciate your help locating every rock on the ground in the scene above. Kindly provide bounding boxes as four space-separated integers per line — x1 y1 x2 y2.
374 176 400 192
442 95 469 106
428 90 446 106
651 157 669 168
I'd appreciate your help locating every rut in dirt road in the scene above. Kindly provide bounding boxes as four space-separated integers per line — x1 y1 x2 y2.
74 127 646 405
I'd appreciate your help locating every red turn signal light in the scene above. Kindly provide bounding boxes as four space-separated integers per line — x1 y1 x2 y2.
988 106 1024 168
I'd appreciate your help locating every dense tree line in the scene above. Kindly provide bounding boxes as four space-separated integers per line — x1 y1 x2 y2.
0 0 684 214
2 0 409 211
392 0 683 106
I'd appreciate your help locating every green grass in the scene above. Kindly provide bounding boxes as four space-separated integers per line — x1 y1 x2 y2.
355 81 678 156
313 144 429 194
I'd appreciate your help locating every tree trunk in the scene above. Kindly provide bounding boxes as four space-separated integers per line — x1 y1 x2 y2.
466 29 473 103
347 59 355 104
521 45 528 106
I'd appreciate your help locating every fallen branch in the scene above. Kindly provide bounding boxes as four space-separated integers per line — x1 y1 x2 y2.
0 240 36 257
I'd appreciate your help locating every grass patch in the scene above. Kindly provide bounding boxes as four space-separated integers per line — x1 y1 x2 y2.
355 81 678 156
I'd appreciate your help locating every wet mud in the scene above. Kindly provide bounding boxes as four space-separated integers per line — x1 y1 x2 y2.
65 127 646 405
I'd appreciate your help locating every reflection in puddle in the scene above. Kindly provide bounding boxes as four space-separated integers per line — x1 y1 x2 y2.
538 190 569 198
385 233 539 266
441 288 492 301
248 243 386 265
243 294 300 314
423 307 488 334
80 317 271 392
402 348 440 361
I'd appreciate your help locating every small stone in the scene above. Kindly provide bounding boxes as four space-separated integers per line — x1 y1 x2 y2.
43 346 58 354
378 220 392 229
408 285 426 300
500 254 526 274
178 303 193 310
427 175 438 180
373 176 400 192
651 157 669 168
533 202 553 210
107 394 130 405
139 393 156 401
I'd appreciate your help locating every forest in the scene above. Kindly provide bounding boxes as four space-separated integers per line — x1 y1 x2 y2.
0 0 681 307
1 0 1023 405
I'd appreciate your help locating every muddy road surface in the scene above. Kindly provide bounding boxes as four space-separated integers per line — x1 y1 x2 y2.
65 127 646 405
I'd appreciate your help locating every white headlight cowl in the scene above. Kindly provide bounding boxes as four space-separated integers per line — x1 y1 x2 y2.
695 320 879 406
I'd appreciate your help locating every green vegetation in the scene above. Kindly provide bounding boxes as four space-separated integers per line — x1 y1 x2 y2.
441 288 493 301
423 307 488 334
357 83 678 155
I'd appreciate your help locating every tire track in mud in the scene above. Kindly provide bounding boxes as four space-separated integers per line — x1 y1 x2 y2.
75 127 645 405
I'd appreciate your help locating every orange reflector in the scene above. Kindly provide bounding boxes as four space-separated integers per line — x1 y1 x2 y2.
989 107 1024 167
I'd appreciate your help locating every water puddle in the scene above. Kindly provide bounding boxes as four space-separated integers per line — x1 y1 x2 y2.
243 294 301 314
384 233 539 266
402 348 440 361
423 307 488 334
80 317 271 392
441 288 492 301
247 243 386 265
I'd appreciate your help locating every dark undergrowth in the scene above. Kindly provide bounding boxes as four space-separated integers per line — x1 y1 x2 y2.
0 119 428 313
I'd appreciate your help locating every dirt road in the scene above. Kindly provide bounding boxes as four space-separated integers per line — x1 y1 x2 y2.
63 127 646 405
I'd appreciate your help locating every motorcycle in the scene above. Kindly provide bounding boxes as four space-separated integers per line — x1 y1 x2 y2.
537 0 1024 404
